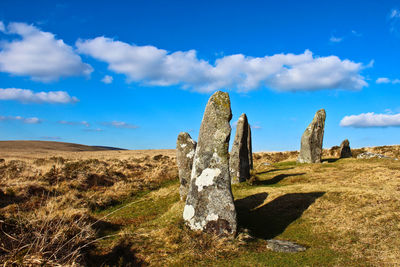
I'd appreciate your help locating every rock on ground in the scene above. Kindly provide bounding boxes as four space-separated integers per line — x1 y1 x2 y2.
230 113 252 184
357 152 398 160
176 132 197 200
340 139 352 158
298 109 326 163
183 91 237 236
266 239 307 253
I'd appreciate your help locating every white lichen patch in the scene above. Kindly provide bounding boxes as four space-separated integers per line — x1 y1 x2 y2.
195 168 221 191
206 213 219 222
181 144 187 148
183 205 195 220
212 152 221 163
186 150 195 159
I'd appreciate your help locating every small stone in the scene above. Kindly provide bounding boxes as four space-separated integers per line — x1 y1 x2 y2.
176 132 197 200
298 109 326 163
340 139 352 158
230 113 252 184
266 239 307 253
184 91 237 236
357 152 396 160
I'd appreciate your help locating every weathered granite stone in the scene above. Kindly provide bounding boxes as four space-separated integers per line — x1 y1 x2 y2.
230 113 251 184
266 239 307 253
297 109 326 163
183 91 237 235
247 123 253 170
176 132 197 200
339 139 352 158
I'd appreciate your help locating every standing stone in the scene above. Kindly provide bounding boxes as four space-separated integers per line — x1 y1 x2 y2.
297 109 326 163
339 139 352 158
176 132 197 200
248 123 253 170
183 91 237 235
230 113 251 184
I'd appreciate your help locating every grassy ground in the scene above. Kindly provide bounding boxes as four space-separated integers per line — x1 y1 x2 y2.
1 143 399 266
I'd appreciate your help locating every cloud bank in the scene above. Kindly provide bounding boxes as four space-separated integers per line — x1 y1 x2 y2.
0 22 92 81
340 112 400 127
0 115 41 124
77 37 367 92
0 88 79 104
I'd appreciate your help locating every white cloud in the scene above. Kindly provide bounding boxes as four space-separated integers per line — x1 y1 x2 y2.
0 22 92 81
329 36 343 43
376 77 391 84
351 30 362 37
390 9 400 19
0 88 79 104
103 121 139 129
389 9 400 34
58 120 90 127
0 115 41 124
340 112 400 127
101 75 113 84
83 128 104 132
76 37 367 92
251 125 262 130
375 77 400 84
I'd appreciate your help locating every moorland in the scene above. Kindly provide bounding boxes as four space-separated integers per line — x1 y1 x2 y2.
0 141 399 266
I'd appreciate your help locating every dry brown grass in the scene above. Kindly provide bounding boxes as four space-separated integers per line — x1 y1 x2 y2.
0 143 177 265
249 155 400 266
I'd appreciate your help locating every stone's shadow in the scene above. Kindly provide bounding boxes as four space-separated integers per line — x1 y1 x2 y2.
235 192 325 239
254 173 306 185
257 167 295 175
322 158 340 163
86 240 144 267
235 192 269 211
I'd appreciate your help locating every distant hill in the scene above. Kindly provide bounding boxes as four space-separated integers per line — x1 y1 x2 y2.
0 140 125 152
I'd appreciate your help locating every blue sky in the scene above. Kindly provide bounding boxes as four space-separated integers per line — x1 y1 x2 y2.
0 0 399 151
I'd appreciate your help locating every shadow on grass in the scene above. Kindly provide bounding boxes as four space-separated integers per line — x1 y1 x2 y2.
256 167 295 175
254 173 306 185
321 158 340 163
0 192 24 208
235 192 325 239
86 239 145 267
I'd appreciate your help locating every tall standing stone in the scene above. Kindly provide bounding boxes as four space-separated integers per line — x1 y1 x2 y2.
183 91 237 235
340 139 352 158
230 113 251 184
297 109 326 163
247 123 253 170
176 132 197 200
